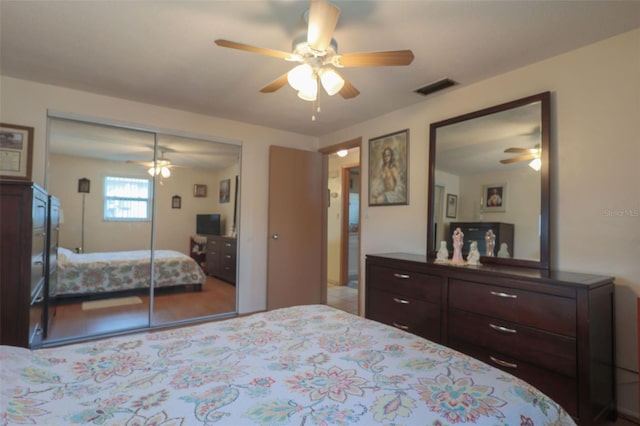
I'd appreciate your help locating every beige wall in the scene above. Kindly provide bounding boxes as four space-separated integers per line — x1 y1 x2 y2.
319 29 640 417
0 76 317 314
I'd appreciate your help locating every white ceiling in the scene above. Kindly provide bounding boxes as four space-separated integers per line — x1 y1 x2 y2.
1 1 639 138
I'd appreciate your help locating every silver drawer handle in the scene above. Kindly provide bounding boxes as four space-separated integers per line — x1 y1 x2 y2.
393 297 410 305
33 296 44 304
490 356 518 369
392 322 409 330
393 273 410 279
489 323 517 334
490 291 517 299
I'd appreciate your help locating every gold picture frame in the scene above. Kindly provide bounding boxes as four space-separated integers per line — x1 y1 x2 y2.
0 123 34 180
481 183 507 212
368 129 409 206
193 184 207 197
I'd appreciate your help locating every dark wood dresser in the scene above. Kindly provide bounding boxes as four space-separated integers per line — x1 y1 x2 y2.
44 195 60 338
0 181 50 348
365 252 615 426
206 235 237 284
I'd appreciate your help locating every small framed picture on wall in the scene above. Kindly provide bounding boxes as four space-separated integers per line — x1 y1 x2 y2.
219 178 230 203
193 184 207 198
481 183 507 212
446 193 457 218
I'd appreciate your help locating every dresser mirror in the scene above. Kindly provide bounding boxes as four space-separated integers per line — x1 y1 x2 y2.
427 92 550 269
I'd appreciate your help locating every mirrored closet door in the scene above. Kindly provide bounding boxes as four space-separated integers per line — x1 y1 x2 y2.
45 114 240 344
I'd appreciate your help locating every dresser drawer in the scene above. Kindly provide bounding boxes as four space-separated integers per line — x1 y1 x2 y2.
29 286 45 348
367 288 440 341
451 340 577 417
449 279 576 336
368 264 441 303
449 309 576 377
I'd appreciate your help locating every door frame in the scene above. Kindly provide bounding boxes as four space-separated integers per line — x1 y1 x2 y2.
319 138 362 314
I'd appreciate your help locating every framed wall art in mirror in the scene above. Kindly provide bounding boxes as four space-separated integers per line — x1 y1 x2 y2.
446 193 457 218
194 184 207 197
427 92 550 269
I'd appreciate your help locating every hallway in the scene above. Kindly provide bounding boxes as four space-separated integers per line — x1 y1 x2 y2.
327 283 358 315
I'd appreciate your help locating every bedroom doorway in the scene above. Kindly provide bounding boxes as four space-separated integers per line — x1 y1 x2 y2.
44 113 240 345
321 140 361 316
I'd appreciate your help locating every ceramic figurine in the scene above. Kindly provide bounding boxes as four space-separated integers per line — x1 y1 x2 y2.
436 241 449 262
497 242 510 258
452 227 465 264
485 229 496 257
467 241 482 265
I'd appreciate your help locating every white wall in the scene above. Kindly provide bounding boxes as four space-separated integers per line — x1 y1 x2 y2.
0 76 317 314
319 29 640 418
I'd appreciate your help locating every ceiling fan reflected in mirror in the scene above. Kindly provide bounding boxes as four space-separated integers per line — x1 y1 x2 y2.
500 145 541 170
126 151 174 178
215 0 414 104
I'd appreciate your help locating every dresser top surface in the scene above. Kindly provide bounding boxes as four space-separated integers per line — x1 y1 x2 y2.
366 252 614 287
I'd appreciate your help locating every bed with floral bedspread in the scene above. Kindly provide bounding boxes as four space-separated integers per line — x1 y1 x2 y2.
55 247 206 297
0 304 575 425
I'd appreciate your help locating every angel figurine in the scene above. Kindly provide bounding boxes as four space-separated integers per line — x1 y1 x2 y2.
497 242 511 258
451 227 465 264
467 241 482 266
436 241 449 262
485 229 496 257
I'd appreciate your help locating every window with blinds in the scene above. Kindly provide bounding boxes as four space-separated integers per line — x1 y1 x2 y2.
104 176 152 221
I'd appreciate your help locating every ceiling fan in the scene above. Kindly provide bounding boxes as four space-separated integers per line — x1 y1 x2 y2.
215 0 414 102
500 145 541 170
127 151 174 177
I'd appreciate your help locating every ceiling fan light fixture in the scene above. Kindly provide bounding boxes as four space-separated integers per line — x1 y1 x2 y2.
318 67 344 96
148 165 171 177
528 158 542 171
297 77 318 101
288 64 314 91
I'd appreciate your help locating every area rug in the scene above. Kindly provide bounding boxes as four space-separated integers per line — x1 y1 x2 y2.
81 296 143 311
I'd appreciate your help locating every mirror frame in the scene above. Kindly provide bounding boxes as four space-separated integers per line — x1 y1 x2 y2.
427 91 551 270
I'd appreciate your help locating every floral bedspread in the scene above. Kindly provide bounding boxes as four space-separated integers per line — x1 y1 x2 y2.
0 305 575 425
56 248 206 296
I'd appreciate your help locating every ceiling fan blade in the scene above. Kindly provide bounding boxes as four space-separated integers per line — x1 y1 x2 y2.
337 50 415 67
126 160 152 167
307 0 341 51
504 147 537 154
215 39 293 60
339 78 360 99
260 73 289 93
500 154 536 164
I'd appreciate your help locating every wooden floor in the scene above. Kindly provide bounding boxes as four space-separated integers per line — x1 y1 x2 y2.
46 276 236 343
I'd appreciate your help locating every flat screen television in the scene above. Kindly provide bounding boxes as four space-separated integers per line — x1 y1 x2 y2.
196 214 221 235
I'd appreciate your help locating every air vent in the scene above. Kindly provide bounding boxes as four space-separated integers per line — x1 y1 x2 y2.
414 78 457 96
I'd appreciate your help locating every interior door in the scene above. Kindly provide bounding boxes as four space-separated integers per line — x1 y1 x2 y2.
267 145 326 310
